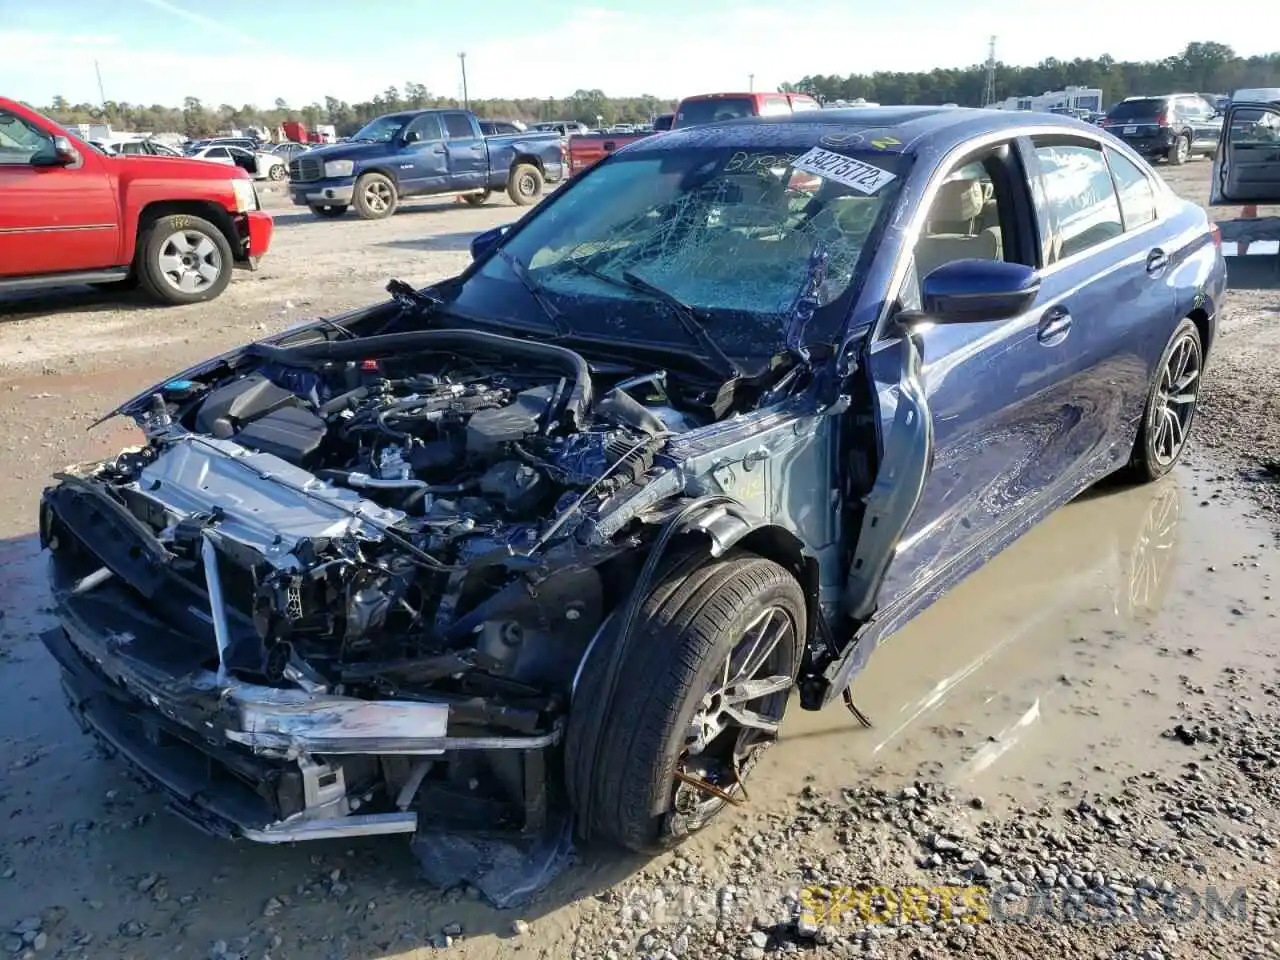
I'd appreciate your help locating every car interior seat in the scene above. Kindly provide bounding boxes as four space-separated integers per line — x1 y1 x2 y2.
914 178 1004 283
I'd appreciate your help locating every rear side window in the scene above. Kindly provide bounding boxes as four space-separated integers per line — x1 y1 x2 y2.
760 96 791 117
790 96 822 113
442 113 475 139
1033 140 1123 261
674 97 755 128
1106 149 1156 229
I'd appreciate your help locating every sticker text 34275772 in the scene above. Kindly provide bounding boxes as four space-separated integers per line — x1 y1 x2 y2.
791 146 897 195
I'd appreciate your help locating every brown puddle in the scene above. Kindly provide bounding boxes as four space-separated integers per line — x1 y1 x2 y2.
761 464 1280 812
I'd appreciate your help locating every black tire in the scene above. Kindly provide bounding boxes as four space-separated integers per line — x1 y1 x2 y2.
1122 318 1203 483
353 172 398 219
136 213 234 305
463 191 491 207
565 551 805 853
308 204 348 218
507 163 544 206
1167 133 1190 165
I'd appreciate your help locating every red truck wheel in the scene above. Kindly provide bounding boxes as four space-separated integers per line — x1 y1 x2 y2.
137 214 234 305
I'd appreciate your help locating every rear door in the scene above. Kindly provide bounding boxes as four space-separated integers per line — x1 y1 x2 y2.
1175 96 1217 150
441 111 486 189
0 109 120 277
1211 102 1280 203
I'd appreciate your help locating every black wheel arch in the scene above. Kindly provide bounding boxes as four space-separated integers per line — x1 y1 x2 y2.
135 200 243 263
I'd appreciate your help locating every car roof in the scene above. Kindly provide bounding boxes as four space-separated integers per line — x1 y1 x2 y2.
628 105 1102 157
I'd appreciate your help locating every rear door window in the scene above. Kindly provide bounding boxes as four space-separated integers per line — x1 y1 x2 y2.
443 113 476 140
674 97 755 128
760 96 791 117
1105 149 1157 229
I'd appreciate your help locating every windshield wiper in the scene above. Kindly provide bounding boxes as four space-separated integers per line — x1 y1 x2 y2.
497 249 572 338
619 269 740 378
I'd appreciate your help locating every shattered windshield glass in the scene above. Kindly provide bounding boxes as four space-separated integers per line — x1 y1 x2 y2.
456 144 906 361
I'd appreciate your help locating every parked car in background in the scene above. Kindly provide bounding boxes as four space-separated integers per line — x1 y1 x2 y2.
185 137 262 155
271 141 311 162
0 97 272 304
104 138 184 156
189 143 288 181
1099 94 1221 164
37 107 1224 894
530 120 590 137
1210 98 1280 258
288 107 563 218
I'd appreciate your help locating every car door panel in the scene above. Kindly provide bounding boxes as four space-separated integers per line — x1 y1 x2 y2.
0 120 120 276
1211 103 1280 203
442 112 487 189
396 114 448 194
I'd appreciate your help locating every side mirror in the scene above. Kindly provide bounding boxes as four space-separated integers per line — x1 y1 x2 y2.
913 259 1041 323
470 225 510 261
32 135 78 167
403 130 422 144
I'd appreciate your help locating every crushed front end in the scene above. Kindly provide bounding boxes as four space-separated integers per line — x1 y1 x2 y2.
39 326 740 900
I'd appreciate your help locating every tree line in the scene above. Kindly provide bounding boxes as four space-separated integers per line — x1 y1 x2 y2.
33 87 676 139
784 43 1280 108
29 43 1280 140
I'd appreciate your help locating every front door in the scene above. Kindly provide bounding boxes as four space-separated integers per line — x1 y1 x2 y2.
859 135 1151 632
0 111 120 277
396 113 448 192
441 111 487 189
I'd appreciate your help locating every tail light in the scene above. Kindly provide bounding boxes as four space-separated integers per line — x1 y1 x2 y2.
1209 223 1221 249
1155 110 1169 126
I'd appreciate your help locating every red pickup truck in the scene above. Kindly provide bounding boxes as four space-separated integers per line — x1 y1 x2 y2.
565 91 822 177
0 98 274 305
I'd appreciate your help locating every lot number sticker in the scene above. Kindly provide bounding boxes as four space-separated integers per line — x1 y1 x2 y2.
792 146 896 195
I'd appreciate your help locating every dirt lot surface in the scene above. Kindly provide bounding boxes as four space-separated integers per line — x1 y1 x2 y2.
1 164 1279 960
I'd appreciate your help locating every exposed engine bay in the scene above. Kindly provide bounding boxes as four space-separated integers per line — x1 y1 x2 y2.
53 329 742 694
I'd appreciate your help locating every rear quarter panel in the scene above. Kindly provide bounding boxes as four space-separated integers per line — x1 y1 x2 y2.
483 133 564 187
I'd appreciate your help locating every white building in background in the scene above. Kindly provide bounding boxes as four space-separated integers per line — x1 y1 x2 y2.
993 85 1104 113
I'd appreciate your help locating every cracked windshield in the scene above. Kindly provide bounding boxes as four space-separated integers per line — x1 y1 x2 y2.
465 146 905 354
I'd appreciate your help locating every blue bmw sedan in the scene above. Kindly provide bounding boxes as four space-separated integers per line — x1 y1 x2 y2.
40 106 1225 883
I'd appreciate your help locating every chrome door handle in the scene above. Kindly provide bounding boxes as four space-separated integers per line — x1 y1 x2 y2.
1038 305 1072 345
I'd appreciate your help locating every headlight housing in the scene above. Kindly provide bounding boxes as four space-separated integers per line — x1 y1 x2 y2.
230 178 256 213
324 159 355 178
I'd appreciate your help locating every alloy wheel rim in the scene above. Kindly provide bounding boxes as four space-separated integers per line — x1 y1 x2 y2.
1151 334 1201 466
671 605 794 833
157 231 222 294
365 181 392 212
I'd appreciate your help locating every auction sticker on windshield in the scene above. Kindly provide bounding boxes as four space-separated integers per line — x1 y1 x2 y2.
791 146 897 195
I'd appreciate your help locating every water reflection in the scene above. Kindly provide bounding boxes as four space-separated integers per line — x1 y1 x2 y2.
773 477 1190 798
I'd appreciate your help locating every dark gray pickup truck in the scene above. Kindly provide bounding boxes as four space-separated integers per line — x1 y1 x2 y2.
288 108 564 220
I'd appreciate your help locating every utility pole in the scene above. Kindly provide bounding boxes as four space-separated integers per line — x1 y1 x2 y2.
94 59 107 109
982 36 997 107
748 73 755 92
458 52 469 110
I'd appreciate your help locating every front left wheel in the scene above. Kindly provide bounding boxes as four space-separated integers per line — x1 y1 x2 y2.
1123 318 1203 482
566 552 805 853
137 214 234 305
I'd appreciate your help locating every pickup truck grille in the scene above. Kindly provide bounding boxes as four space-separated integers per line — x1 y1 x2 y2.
290 156 322 183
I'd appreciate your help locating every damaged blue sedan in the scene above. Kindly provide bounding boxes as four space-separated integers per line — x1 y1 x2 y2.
39 106 1225 901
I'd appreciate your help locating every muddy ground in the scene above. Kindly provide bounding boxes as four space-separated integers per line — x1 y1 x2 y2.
0 164 1278 960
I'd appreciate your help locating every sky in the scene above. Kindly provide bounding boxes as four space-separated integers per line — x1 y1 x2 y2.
1 0 1272 109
